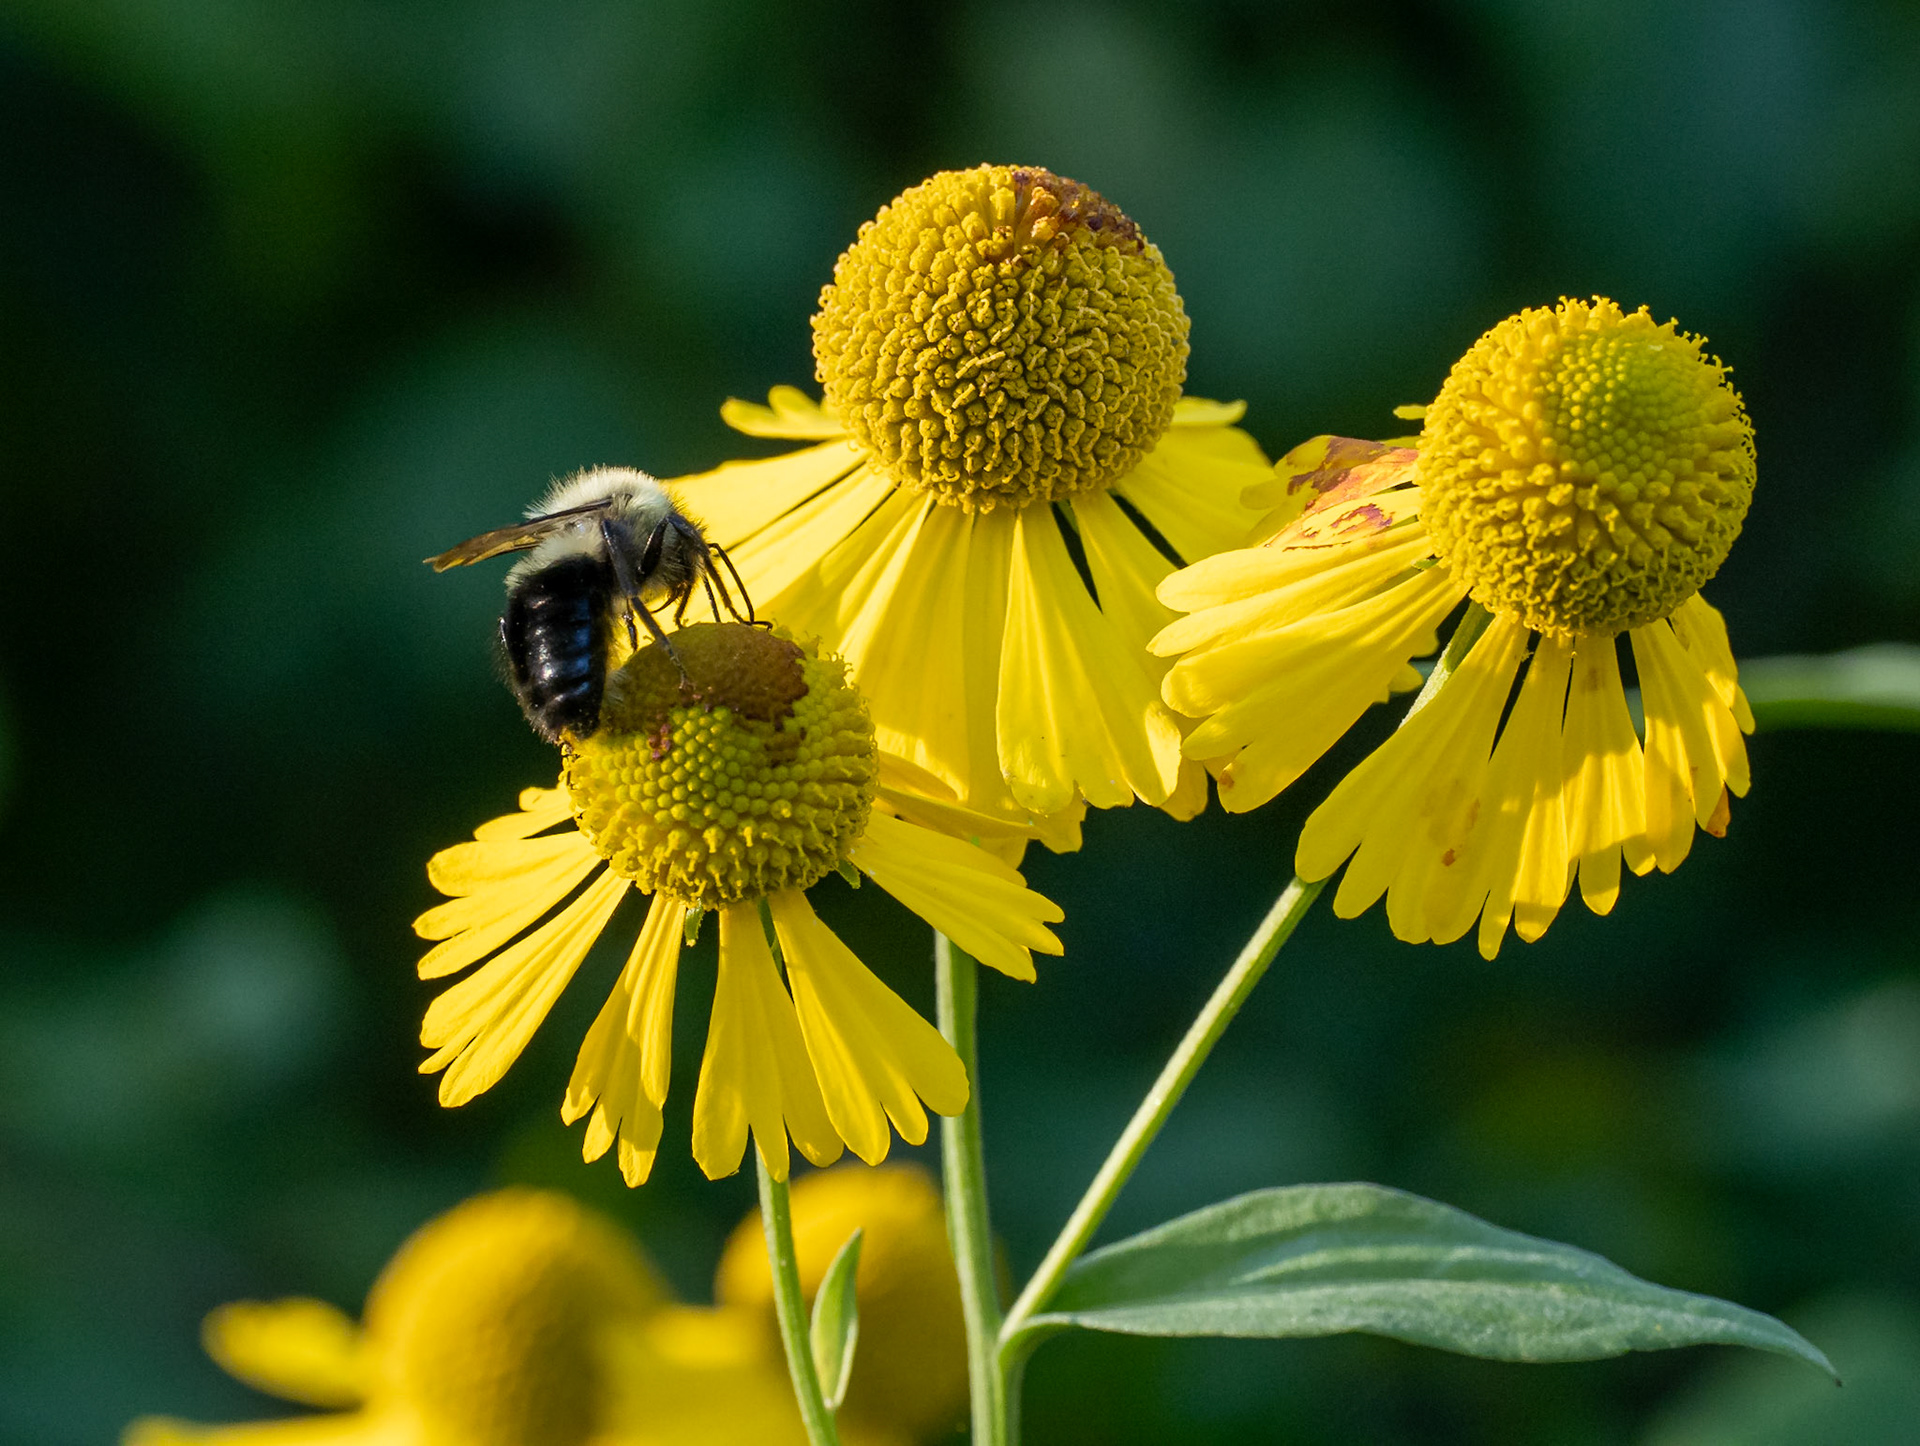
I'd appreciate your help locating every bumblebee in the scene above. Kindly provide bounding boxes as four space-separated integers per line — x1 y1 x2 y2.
427 467 756 743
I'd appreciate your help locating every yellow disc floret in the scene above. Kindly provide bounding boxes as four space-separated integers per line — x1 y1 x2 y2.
566 623 876 908
365 1189 663 1446
813 163 1189 511
1418 297 1755 635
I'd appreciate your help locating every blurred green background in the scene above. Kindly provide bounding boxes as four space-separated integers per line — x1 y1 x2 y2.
3 1 1918 1441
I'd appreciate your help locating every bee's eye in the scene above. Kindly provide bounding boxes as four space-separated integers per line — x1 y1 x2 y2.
639 522 666 577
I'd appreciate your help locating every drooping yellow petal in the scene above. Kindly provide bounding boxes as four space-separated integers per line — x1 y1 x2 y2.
1672 593 1755 732
728 463 896 610
769 890 968 1165
605 1308 809 1446
666 439 866 549
414 832 603 981
720 385 849 440
846 810 1063 982
1475 634 1576 958
1178 567 1470 813
1112 420 1270 564
1298 616 1528 945
691 905 842 1182
201 1299 368 1410
1170 395 1251 429
998 507 1184 812
1074 490 1216 821
419 871 628 1107
563 894 686 1187
785 493 1014 809
1633 618 1752 872
1562 633 1651 914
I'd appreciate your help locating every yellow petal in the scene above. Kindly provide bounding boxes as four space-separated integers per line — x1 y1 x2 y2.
419 871 628 1107
563 894 685 1187
998 507 1184 811
846 810 1062 981
1563 634 1649 915
1242 437 1421 542
1170 396 1249 428
720 385 849 439
201 1299 367 1409
729 462 896 610
123 1412 405 1445
1634 618 1752 872
1180 567 1469 813
1113 422 1270 563
691 905 842 1182
1475 634 1575 958
1299 616 1528 944
666 439 866 549
1672 593 1755 732
414 835 602 981
472 786 570 841
785 492 1015 809
874 754 1085 862
770 891 969 1165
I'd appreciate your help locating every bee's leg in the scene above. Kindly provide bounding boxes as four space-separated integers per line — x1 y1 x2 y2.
602 519 643 650
695 564 726 625
708 543 764 626
634 598 687 678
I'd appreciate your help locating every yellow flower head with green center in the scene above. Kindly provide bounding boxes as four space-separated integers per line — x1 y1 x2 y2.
122 1186 884 1446
1419 298 1755 635
411 621 1063 1184
664 165 1273 827
813 164 1189 512
567 624 875 908
1155 298 1757 959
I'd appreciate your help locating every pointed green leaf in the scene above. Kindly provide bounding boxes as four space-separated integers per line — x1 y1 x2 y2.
809 1227 863 1412
1740 645 1920 731
1020 1184 1833 1378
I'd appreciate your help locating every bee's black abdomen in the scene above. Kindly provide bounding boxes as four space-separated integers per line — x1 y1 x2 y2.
501 553 611 743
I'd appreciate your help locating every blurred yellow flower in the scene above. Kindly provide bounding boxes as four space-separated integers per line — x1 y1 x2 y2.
1156 298 1757 957
666 164 1270 830
123 1188 805 1446
125 1175 970 1446
415 623 1063 1183
714 1164 968 1446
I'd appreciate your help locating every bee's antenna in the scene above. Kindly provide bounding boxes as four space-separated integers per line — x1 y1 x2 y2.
707 543 764 627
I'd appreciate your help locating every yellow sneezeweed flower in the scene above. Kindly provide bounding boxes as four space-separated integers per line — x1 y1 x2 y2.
124 1188 809 1446
414 622 1064 1184
663 164 1271 830
1156 298 1757 958
714 1164 967 1446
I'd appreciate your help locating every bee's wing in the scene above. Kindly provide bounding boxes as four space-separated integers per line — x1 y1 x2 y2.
423 500 611 571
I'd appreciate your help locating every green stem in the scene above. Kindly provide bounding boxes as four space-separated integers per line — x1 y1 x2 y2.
935 933 1009 1446
999 874 1327 1346
756 1156 843 1446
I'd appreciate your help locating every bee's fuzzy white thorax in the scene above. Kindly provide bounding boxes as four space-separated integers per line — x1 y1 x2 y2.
531 467 671 522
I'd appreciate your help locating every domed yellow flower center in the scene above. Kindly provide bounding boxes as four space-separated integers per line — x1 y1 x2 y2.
366 1190 662 1446
813 163 1189 511
566 623 876 909
1418 297 1755 635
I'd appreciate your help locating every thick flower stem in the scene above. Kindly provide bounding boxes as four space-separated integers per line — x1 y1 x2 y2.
756 1157 844 1446
935 933 1009 1446
998 874 1327 1349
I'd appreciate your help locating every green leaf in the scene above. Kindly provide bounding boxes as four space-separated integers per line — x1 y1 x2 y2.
1740 645 1920 732
809 1227 863 1412
1020 1184 1833 1378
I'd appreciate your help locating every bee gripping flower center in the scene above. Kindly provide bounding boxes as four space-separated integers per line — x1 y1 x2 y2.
813 163 1190 510
566 623 877 908
1418 298 1755 635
